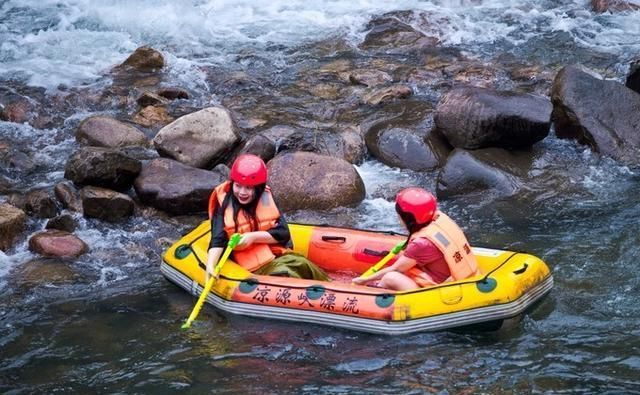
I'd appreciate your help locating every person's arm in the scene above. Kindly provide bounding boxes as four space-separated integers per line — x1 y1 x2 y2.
353 254 418 284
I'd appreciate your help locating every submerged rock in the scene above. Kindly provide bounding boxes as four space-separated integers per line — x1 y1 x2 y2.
16 258 79 287
119 46 165 72
591 0 640 13
267 151 366 212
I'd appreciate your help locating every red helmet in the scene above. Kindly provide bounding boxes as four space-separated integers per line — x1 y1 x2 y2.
395 187 437 225
230 154 268 186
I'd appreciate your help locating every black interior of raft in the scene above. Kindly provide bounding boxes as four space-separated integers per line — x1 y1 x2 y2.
172 222 526 296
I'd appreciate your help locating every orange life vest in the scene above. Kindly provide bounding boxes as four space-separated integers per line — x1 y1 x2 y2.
408 211 480 281
208 181 283 271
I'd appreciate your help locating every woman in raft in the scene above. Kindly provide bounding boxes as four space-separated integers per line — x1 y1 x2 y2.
206 154 328 281
353 187 479 290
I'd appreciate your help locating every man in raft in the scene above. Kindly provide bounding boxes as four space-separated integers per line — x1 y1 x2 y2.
353 187 479 290
206 154 328 281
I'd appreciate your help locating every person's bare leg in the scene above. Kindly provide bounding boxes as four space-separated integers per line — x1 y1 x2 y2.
379 272 419 291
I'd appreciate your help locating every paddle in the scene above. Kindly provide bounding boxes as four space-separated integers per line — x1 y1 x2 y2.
354 241 405 283
181 233 241 330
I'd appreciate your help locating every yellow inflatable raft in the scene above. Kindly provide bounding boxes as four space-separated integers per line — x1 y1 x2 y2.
161 221 553 334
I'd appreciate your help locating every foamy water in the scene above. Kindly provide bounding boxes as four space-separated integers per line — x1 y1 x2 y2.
1 0 639 90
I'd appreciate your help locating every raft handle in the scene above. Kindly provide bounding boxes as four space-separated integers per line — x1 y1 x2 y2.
513 263 528 275
362 248 390 257
321 236 347 243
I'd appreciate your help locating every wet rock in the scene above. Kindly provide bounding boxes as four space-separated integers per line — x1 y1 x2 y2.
360 16 438 50
133 158 227 214
271 126 366 164
77 115 148 148
238 134 277 162
28 230 88 258
436 148 533 199
132 105 174 128
0 100 32 123
24 189 58 218
136 92 170 107
362 85 412 105
342 69 393 87
157 87 190 100
308 83 344 100
267 152 366 212
366 126 449 171
591 0 640 12
120 46 165 71
0 174 12 194
80 186 135 222
64 147 142 192
153 107 240 168
16 258 79 287
626 59 640 94
0 203 26 251
551 65 640 165
46 214 77 232
435 86 552 149
54 181 83 212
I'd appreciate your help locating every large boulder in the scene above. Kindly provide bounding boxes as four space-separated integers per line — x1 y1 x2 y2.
133 158 227 214
80 186 135 222
436 148 533 199
0 203 26 251
434 87 552 149
267 152 366 211
28 230 88 258
64 147 142 191
551 66 640 165
77 116 148 148
153 107 240 168
626 59 640 94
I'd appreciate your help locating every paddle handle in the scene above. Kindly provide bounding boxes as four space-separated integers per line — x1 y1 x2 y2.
358 241 405 279
181 233 241 330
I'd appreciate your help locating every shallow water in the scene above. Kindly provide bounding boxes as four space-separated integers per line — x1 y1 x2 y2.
2 1 640 393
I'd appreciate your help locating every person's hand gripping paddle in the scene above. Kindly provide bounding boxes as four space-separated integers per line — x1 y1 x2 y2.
181 233 241 330
353 241 405 284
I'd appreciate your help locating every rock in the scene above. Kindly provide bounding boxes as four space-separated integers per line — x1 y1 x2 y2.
157 87 190 100
132 105 174 128
435 86 552 149
136 92 170 107
0 203 26 251
80 186 135 222
64 147 142 192
626 59 640 94
46 214 77 232
0 174 12 194
362 85 412 105
238 134 277 162
24 189 58 218
16 258 78 287
360 16 438 50
436 148 533 199
28 230 88 258
120 46 165 71
342 69 393 87
551 65 640 165
366 127 449 171
54 181 83 212
267 152 366 211
0 100 31 123
77 115 148 148
153 107 240 168
591 0 640 12
133 158 227 214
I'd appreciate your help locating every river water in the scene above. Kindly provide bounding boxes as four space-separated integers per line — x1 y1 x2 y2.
1 1 640 393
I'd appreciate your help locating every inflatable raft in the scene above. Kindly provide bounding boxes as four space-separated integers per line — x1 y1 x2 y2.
161 221 553 335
